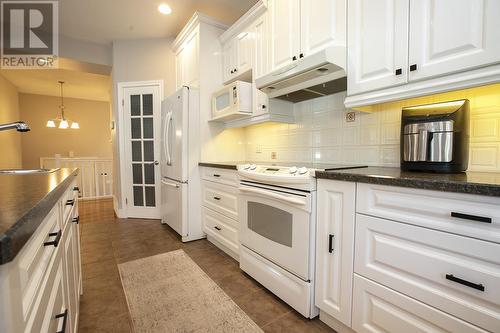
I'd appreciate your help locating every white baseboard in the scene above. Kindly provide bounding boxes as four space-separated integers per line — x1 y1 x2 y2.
319 311 356 333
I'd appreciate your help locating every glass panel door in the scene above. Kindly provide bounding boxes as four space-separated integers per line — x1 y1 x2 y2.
130 93 156 207
123 84 161 219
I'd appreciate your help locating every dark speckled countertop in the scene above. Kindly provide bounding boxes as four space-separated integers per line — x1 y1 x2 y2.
0 168 78 264
315 167 500 197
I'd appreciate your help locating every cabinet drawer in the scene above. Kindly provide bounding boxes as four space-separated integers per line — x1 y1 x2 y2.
356 183 500 244
352 275 487 333
201 167 239 187
202 181 238 220
18 204 61 319
25 251 67 333
202 207 238 254
355 214 500 332
62 180 78 226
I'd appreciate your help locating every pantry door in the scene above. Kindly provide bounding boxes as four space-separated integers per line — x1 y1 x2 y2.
121 81 163 219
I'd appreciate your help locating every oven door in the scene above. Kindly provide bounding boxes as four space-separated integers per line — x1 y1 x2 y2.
238 183 313 281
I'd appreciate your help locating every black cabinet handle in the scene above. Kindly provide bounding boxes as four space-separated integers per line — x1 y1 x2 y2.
44 230 62 248
213 174 221 178
446 274 484 292
230 70 234 74
262 105 267 109
234 68 238 72
214 226 222 231
72 216 80 224
73 186 80 192
451 212 491 224
410 64 417 71
328 234 334 253
213 196 221 201
395 68 402 75
292 55 297 61
55 309 68 333
66 199 74 206
299 53 304 58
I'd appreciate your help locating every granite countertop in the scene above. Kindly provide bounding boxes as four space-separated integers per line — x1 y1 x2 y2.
198 161 243 170
315 167 500 197
0 168 79 265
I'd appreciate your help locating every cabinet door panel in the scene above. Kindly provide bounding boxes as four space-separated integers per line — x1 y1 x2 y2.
347 0 409 95
237 30 252 74
253 13 270 79
183 30 199 88
222 41 233 83
315 180 356 326
269 0 301 71
175 47 184 90
409 0 500 81
300 0 346 57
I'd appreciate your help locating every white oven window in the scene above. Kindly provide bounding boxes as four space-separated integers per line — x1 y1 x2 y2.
248 201 293 247
215 92 230 111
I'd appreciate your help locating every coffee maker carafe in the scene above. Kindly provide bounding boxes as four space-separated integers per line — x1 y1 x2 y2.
401 100 469 173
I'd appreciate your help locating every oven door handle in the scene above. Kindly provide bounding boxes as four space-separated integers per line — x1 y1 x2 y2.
238 187 306 206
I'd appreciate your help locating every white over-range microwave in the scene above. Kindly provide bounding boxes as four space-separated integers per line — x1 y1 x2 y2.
211 80 252 121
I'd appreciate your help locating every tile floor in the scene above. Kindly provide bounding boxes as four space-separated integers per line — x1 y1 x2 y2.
78 198 335 333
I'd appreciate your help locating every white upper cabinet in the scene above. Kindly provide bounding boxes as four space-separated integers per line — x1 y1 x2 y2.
222 39 237 83
269 0 301 71
408 0 500 82
346 0 500 107
236 30 253 75
253 13 270 79
347 0 409 95
300 0 346 57
175 29 199 89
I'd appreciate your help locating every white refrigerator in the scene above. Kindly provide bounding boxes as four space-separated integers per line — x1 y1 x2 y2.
160 87 203 241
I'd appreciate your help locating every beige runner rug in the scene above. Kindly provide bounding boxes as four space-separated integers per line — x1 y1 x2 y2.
118 249 263 333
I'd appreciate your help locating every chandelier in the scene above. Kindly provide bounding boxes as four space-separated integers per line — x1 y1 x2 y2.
46 81 80 129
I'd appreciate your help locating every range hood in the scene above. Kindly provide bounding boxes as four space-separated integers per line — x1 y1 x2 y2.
255 46 347 103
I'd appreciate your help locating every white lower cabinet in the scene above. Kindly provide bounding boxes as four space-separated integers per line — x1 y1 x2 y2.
0 178 81 333
315 180 356 327
316 180 500 332
352 275 488 333
200 167 239 260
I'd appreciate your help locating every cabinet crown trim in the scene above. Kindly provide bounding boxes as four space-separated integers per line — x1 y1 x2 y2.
172 12 228 50
219 0 268 44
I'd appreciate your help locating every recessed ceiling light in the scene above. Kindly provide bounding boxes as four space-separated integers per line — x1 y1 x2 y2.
158 3 172 15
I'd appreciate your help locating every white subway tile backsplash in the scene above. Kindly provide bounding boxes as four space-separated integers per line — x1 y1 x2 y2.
243 88 500 171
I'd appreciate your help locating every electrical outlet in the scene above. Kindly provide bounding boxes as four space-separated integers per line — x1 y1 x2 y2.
346 111 356 122
271 152 277 159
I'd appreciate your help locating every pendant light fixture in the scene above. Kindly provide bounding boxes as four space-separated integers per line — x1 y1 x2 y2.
46 81 80 129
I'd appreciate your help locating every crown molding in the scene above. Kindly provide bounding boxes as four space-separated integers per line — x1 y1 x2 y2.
172 12 229 50
219 0 268 44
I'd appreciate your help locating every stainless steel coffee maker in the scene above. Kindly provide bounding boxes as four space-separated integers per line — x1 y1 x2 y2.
401 99 469 173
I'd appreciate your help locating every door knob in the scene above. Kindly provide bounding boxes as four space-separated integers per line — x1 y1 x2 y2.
151 160 159 166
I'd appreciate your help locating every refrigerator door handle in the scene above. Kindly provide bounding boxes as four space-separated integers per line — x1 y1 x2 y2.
165 111 173 166
161 179 180 188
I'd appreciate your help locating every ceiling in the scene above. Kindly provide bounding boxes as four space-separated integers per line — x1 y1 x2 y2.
60 0 259 44
0 69 111 102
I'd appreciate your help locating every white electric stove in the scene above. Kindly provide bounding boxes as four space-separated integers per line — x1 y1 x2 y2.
236 163 365 318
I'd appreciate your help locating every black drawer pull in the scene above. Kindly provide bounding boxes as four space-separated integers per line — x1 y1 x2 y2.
213 174 221 178
451 212 491 224
328 234 334 253
292 55 297 61
410 64 417 71
55 309 68 333
214 226 222 231
72 216 80 224
73 186 80 192
66 199 74 206
213 196 221 201
395 68 402 75
446 274 484 292
44 230 62 248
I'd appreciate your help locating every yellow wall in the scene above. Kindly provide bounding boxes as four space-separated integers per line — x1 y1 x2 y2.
0 74 23 169
19 93 112 168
